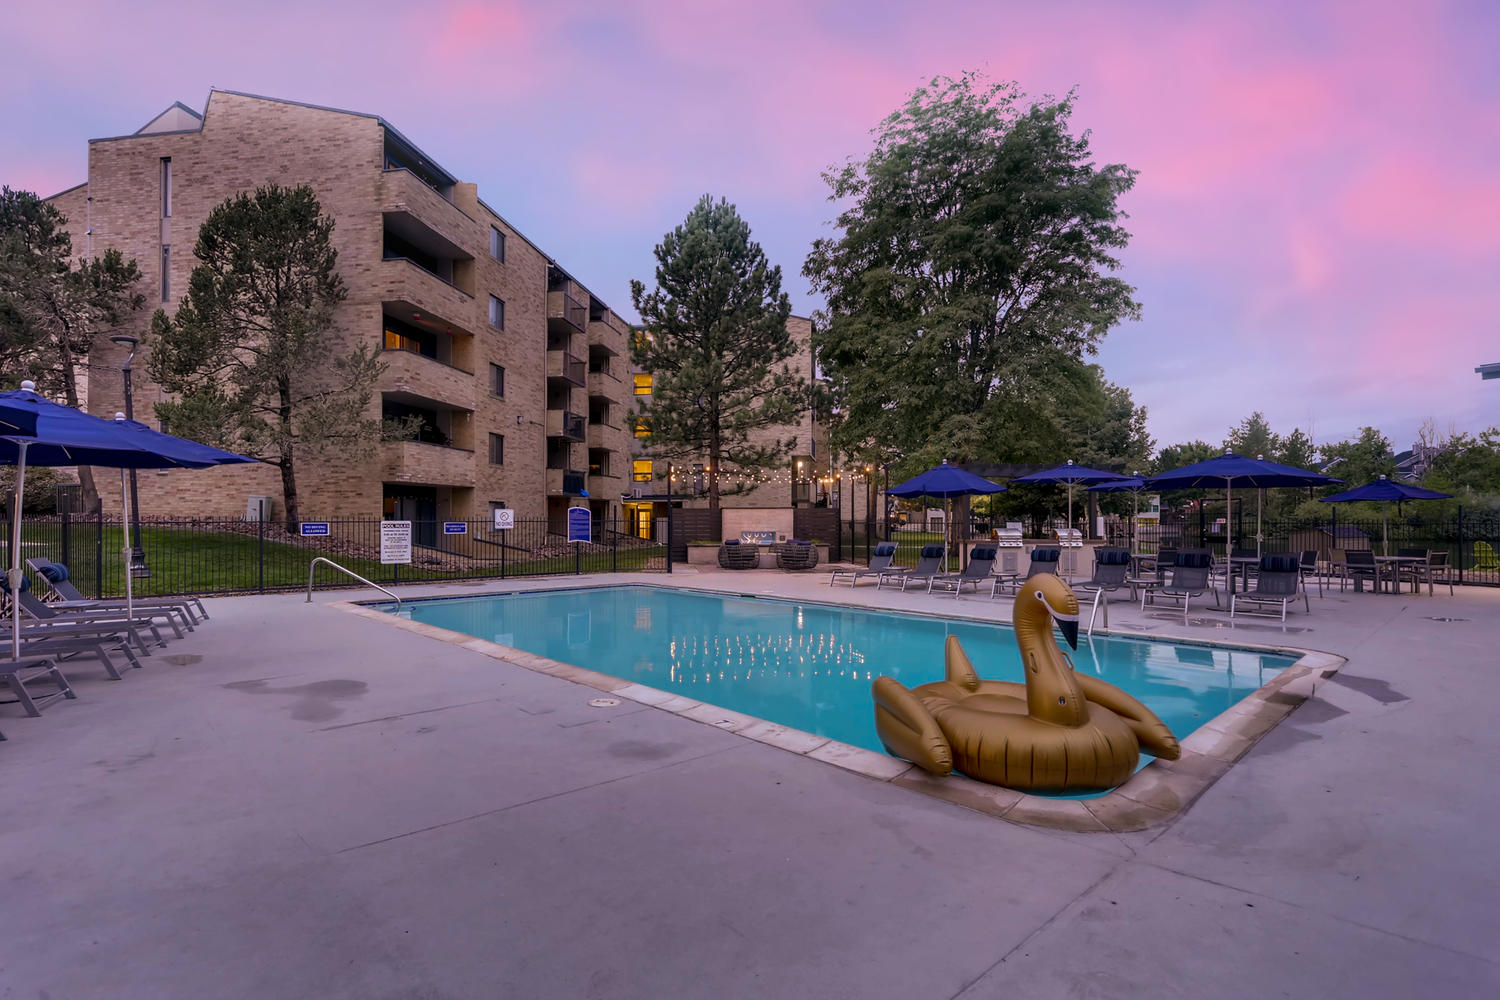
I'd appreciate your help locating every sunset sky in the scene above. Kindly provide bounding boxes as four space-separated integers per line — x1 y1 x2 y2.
4 0 1497 455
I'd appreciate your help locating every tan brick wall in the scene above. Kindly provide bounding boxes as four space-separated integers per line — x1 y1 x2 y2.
45 90 632 527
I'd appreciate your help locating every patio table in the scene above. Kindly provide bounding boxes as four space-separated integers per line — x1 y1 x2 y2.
1373 555 1426 594
1226 556 1259 595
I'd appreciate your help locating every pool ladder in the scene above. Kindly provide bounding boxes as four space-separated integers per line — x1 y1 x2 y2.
306 557 401 608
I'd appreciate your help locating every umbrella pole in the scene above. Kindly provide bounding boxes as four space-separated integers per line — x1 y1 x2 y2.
1257 488 1263 558
120 469 134 622
1382 502 1389 557
9 442 27 660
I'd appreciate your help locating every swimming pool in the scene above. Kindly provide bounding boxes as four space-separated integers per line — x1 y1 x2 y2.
384 585 1296 757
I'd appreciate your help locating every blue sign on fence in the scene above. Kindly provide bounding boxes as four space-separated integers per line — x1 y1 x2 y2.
299 522 330 536
567 506 591 544
443 522 468 535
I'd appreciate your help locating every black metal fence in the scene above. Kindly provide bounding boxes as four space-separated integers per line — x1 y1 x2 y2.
1106 510 1500 586
4 513 667 600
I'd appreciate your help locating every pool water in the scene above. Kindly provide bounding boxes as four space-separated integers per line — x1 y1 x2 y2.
384 586 1295 758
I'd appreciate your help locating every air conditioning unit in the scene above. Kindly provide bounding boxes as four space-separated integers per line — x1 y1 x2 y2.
245 495 272 522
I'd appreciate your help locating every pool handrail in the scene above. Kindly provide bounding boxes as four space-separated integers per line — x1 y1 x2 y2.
306 557 401 608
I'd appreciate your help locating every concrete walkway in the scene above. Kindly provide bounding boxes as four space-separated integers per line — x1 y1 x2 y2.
2 569 1497 998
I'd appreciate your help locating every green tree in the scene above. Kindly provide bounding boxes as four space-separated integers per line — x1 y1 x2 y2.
0 186 145 511
148 184 381 531
1153 440 1218 473
804 73 1139 467
1425 428 1500 502
1225 411 1280 460
630 195 802 511
1317 427 1396 490
1278 428 1316 470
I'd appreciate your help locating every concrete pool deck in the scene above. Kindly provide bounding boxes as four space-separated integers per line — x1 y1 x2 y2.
3 569 1498 997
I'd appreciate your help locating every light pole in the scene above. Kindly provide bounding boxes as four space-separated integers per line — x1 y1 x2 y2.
109 333 149 577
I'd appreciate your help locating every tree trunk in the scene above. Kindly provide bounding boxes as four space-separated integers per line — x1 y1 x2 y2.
58 350 102 514
708 427 722 513
278 380 300 533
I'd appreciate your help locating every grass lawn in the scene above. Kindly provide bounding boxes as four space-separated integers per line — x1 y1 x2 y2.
17 522 665 599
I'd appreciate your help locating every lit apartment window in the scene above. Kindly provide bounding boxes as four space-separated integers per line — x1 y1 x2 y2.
160 245 170 302
489 226 506 262
633 373 653 395
633 417 650 438
160 158 172 217
632 459 653 483
490 364 505 397
489 433 504 465
489 295 505 329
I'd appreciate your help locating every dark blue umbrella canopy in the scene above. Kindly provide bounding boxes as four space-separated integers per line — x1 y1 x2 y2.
1146 452 1340 490
1086 477 1148 493
1319 476 1452 503
0 395 42 437
887 462 1006 498
0 388 254 469
1011 461 1130 486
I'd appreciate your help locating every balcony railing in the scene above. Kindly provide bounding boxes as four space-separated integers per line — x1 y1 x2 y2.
546 410 586 442
548 350 586 386
548 290 587 332
546 468 587 496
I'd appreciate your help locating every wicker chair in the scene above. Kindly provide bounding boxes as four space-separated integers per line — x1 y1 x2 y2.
776 540 820 571
717 541 761 570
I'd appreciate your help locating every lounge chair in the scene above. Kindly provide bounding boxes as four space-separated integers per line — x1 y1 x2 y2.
28 559 206 625
829 543 897 588
880 545 944 591
13 632 142 681
1 657 75 718
1140 550 1220 619
992 546 1060 598
13 589 168 648
1395 548 1430 592
928 546 997 597
1231 553 1309 622
776 540 819 571
1076 547 1133 634
717 541 760 570
1473 540 1500 573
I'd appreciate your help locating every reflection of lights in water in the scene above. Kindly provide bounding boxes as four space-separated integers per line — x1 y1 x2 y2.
663 630 873 685
634 606 652 631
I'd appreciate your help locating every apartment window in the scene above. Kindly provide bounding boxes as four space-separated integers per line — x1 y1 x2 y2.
160 245 170 301
489 295 505 330
633 373 653 395
160 158 172 217
633 417 650 438
489 364 505 397
489 433 504 465
489 226 506 262
632 459 653 483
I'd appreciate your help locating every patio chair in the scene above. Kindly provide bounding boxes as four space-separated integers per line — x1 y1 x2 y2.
1409 550 1454 596
1 656 76 718
1474 540 1500 573
994 546 1060 598
928 546 997 597
1140 550 1220 619
1231 553 1309 622
1076 547 1133 634
830 543 897 588
881 544 944 591
1344 549 1379 592
1394 548 1430 592
28 559 202 630
716 541 760 570
1298 550 1324 598
775 540 819 571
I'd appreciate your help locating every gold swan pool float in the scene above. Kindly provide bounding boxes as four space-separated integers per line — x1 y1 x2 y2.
872 574 1180 791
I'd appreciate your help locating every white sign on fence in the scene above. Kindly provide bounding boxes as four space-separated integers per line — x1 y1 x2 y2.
492 507 514 531
381 520 413 564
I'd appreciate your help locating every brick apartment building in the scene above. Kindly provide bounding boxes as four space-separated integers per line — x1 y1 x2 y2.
47 90 637 539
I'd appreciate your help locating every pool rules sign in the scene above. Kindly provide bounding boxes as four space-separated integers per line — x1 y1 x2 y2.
381 520 413 564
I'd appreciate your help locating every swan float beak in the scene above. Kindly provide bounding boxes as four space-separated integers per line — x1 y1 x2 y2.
1036 587 1081 649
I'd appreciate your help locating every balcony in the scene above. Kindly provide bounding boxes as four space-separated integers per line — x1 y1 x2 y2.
547 290 587 333
546 350 587 387
379 349 475 411
586 367 620 400
382 258 475 334
586 419 627 453
546 410 586 442
547 468 588 496
587 309 628 357
381 440 476 487
381 168 473 250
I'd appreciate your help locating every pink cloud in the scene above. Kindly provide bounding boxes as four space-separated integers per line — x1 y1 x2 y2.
1342 158 1500 251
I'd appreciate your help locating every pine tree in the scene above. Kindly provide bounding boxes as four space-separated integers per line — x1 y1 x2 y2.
630 195 803 510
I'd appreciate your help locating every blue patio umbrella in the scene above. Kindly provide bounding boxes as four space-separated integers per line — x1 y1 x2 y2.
2 382 255 657
1146 452 1342 555
1320 475 1452 555
1010 461 1130 533
887 461 1005 568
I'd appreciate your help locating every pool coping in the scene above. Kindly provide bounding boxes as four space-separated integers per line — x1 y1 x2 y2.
330 580 1346 834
